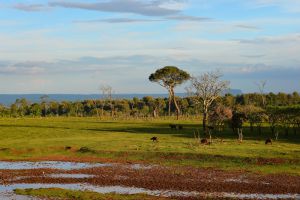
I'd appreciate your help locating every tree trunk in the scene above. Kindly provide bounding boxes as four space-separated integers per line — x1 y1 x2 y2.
171 89 180 120
241 129 243 141
110 102 114 117
203 111 207 133
43 104 47 117
75 105 78 117
168 91 172 117
238 128 243 142
153 107 158 118
275 131 279 140
96 109 99 118
93 100 99 118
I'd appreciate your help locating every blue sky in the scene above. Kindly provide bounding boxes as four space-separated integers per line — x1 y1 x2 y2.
0 0 299 94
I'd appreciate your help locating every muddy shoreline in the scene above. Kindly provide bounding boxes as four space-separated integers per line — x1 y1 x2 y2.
0 160 299 199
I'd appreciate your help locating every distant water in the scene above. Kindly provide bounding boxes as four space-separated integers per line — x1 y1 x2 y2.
0 90 242 105
0 94 169 105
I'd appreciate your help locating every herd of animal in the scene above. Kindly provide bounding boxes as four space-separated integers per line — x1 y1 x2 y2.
150 124 273 145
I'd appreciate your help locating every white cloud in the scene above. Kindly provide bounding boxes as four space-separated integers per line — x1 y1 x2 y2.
235 24 260 30
252 0 300 13
0 65 45 75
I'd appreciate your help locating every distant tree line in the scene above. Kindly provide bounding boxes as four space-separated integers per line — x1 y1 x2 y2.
0 92 299 118
0 96 196 118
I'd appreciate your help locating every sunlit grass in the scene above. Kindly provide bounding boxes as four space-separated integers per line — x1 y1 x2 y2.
0 117 299 174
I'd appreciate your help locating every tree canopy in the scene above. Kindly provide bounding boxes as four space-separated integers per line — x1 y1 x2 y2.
149 66 190 89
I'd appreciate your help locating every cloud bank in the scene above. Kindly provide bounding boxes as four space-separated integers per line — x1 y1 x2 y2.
13 3 49 12
49 0 184 16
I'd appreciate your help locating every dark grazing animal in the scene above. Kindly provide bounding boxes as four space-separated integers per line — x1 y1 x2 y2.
200 138 208 144
151 137 158 142
169 124 177 129
265 138 272 145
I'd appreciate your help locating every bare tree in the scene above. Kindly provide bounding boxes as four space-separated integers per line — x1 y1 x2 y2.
100 85 114 117
187 71 229 132
255 80 267 108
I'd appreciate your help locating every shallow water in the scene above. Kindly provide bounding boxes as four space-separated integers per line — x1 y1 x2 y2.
0 192 39 200
129 163 154 170
0 161 299 199
0 183 299 199
224 178 250 183
0 161 153 171
47 173 95 179
0 183 205 197
0 161 112 170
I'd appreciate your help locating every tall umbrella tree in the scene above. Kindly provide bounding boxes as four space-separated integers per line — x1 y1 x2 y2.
149 66 190 119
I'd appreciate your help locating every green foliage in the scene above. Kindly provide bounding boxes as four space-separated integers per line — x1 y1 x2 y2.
231 111 245 129
149 66 190 88
236 92 300 106
266 105 300 136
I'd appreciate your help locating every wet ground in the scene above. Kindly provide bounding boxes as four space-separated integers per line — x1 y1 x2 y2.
0 161 112 170
0 161 299 199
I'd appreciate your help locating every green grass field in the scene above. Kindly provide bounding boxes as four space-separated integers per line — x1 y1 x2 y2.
14 188 169 200
0 117 299 175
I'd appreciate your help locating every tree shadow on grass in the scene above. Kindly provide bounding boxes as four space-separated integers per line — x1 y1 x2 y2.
78 149 300 166
0 124 71 130
63 120 121 124
83 125 300 144
0 122 299 144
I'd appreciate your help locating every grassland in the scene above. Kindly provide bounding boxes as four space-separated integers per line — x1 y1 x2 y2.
14 188 170 200
0 117 299 174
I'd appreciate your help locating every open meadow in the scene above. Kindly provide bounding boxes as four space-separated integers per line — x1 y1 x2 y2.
0 117 299 199
0 117 299 174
